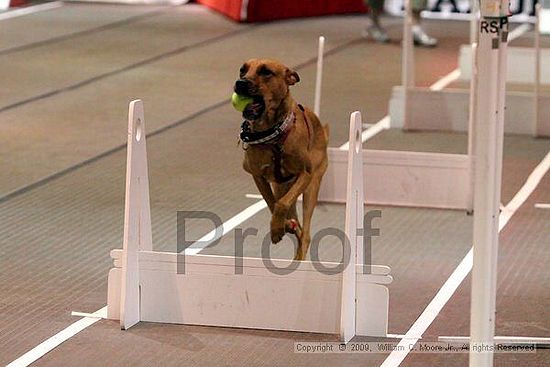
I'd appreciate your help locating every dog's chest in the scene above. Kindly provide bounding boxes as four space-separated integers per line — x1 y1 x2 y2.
244 146 296 183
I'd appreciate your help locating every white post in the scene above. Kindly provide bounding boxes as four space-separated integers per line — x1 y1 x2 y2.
470 0 480 44
340 111 364 343
535 4 541 135
402 0 414 129
470 1 509 366
120 100 153 330
314 36 325 117
467 42 478 213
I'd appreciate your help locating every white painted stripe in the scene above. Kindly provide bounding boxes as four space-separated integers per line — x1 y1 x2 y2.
534 203 550 209
0 1 63 21
71 309 107 319
245 193 263 199
499 151 550 230
183 199 268 255
386 333 422 339
380 150 550 367
6 307 107 367
509 23 532 42
429 69 461 91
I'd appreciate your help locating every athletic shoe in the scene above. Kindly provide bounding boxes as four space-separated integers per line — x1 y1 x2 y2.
412 26 438 47
362 26 390 43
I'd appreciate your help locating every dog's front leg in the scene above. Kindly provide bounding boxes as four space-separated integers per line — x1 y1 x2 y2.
253 175 276 212
271 171 311 244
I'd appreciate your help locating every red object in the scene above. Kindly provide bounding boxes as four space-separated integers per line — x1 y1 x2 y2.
196 0 367 23
9 0 28 7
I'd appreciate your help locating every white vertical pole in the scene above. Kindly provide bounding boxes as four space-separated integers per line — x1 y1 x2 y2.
120 100 153 330
402 0 414 129
340 111 363 343
469 1 509 366
467 42 478 212
470 0 480 44
314 36 325 117
535 4 541 135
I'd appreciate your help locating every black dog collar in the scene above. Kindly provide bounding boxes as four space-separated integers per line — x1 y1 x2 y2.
240 112 295 145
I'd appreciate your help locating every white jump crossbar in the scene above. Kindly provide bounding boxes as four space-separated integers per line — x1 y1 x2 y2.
107 101 392 340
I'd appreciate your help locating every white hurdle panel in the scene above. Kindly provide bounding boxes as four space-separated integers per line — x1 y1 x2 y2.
393 6 550 137
312 32 472 211
388 3 550 137
107 101 392 340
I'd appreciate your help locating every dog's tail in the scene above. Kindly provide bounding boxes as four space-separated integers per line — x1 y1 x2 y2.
323 123 330 141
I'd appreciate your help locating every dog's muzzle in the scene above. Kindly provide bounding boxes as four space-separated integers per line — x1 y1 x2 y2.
234 79 254 96
234 79 265 121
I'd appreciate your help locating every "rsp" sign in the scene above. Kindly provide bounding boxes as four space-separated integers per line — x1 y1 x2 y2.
480 18 509 34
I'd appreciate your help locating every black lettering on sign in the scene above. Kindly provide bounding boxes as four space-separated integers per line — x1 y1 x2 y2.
499 18 508 29
480 18 509 34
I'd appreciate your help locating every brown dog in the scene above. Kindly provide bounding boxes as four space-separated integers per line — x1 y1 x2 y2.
234 58 329 260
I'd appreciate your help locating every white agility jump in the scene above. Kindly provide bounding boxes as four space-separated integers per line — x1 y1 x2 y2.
390 4 550 137
312 35 472 211
107 100 392 341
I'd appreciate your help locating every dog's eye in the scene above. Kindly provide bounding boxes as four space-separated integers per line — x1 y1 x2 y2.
258 67 274 77
239 65 248 78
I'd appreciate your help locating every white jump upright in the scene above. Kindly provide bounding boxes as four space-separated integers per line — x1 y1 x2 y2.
107 101 393 340
470 1 509 365
402 0 415 128
119 100 153 330
340 112 363 343
314 36 325 117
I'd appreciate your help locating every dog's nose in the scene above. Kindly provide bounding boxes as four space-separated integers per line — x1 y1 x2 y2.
234 79 252 95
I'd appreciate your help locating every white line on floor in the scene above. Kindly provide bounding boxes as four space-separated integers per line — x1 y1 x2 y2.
509 23 532 42
6 307 107 367
429 69 461 91
534 203 550 209
71 309 108 319
380 150 550 367
0 1 63 21
183 199 268 255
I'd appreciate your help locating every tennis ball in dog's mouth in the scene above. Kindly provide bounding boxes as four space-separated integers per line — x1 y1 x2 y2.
231 92 254 112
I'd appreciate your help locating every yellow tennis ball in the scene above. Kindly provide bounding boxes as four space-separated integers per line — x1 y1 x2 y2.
231 92 253 112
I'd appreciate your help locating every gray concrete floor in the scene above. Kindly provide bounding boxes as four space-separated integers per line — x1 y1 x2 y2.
0 3 548 367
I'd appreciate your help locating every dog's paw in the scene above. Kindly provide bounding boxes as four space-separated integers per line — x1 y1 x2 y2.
270 227 285 243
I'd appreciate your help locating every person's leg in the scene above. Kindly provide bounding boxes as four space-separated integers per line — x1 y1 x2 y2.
363 0 390 43
411 0 438 47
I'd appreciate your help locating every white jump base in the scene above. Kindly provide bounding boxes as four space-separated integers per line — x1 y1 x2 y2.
107 101 393 341
389 86 550 137
318 147 472 210
459 45 550 84
108 251 392 335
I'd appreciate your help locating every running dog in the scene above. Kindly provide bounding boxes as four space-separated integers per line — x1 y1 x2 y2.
234 58 329 260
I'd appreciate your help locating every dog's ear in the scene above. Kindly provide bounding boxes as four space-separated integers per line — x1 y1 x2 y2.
285 68 300 86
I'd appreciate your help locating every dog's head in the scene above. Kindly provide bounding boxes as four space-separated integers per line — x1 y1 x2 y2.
234 58 300 125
